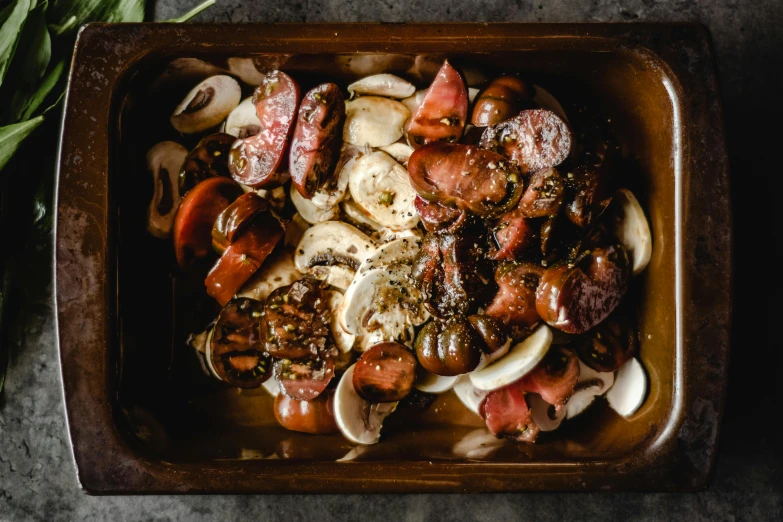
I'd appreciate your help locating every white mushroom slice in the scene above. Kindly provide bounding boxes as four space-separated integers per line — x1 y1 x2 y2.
261 378 281 397
336 54 414 76
223 96 262 138
358 236 421 274
471 337 513 372
225 57 266 85
453 376 489 415
295 221 377 275
377 141 415 164
376 227 423 244
151 58 226 91
612 188 652 275
470 325 553 391
401 89 426 117
533 84 568 123
414 372 459 394
346 151 419 230
355 323 416 351
238 248 302 302
333 364 397 445
284 213 310 247
343 96 409 147
170 75 241 134
342 199 383 231
309 155 353 210
529 393 567 432
452 428 505 459
338 265 429 339
326 290 355 353
188 329 209 354
565 360 615 419
203 329 221 381
468 87 480 103
145 141 188 238
348 74 416 99
310 265 356 292
606 358 648 418
290 183 339 224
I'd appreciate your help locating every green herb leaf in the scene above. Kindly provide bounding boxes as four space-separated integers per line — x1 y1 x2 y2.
0 0 32 88
48 0 144 35
20 57 65 121
165 0 216 23
8 1 52 123
0 116 45 172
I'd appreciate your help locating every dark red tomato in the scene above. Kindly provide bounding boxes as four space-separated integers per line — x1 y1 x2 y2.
414 317 483 376
574 312 638 372
210 297 271 388
485 262 545 339
564 143 614 228
480 382 539 443
491 208 535 261
262 278 335 361
212 192 270 253
407 143 524 218
405 59 468 148
518 167 565 218
467 315 508 354
274 391 339 434
535 244 630 334
274 357 335 401
229 71 300 188
173 177 244 268
480 109 572 174
471 76 534 127
205 211 284 305
178 133 235 196
352 342 417 403
518 346 580 407
414 195 465 233
289 83 345 199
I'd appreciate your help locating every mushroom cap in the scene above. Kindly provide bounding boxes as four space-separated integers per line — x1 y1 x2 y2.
171 75 241 134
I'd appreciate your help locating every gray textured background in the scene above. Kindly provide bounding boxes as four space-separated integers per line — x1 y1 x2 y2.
2 0 782 520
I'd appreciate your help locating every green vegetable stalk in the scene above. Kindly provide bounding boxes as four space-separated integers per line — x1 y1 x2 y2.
0 0 215 394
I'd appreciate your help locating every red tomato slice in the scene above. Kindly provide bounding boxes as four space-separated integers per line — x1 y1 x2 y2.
229 70 300 188
274 392 339 435
518 346 580 407
173 177 244 268
205 211 284 305
480 382 540 443
405 60 468 148
274 357 335 401
289 83 345 198
491 209 535 261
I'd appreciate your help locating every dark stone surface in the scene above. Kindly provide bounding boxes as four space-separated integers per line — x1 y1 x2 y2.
1 0 781 520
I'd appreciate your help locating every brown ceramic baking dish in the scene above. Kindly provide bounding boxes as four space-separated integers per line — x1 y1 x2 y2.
55 23 731 494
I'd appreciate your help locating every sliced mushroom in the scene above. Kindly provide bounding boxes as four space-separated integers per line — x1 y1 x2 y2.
606 357 648 417
146 141 188 238
188 328 210 354
171 75 241 134
342 199 383 231
262 376 282 397
612 188 652 275
401 89 426 117
304 152 354 211
376 227 423 244
452 428 505 459
414 371 459 394
310 264 356 292
343 96 410 147
284 213 310 247
290 182 339 224
336 54 414 76
326 290 356 353
151 57 227 92
348 73 416 99
238 247 302 302
377 141 415 164
528 393 567 431
333 364 398 445
225 57 266 85
223 96 262 138
355 322 416 351
358 236 421 274
468 87 481 103
469 324 552 391
295 221 377 274
565 359 615 419
346 151 419 230
453 376 489 415
338 264 429 340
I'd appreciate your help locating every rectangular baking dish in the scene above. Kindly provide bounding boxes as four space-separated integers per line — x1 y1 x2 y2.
55 23 731 494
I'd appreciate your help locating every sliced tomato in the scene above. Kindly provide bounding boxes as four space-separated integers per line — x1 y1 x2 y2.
471 76 534 127
485 262 544 339
405 60 468 148
480 382 539 443
229 70 300 188
518 346 580 407
518 167 565 218
173 177 244 268
274 357 335 401
205 211 284 305
212 192 270 253
407 143 524 218
352 342 417 403
573 312 637 372
210 297 271 388
289 83 345 198
274 391 339 435
413 195 465 232
179 133 235 196
491 209 535 261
